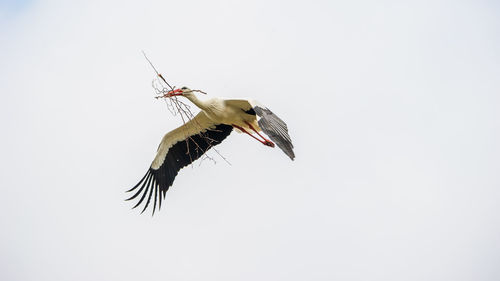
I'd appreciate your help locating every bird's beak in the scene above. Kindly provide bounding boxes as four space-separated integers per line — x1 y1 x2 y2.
165 88 183 97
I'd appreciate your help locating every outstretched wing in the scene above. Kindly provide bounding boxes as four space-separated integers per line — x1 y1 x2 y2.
127 111 233 214
225 99 295 160
253 106 294 160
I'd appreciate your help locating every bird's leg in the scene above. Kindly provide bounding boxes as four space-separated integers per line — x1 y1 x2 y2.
244 122 275 147
232 124 275 147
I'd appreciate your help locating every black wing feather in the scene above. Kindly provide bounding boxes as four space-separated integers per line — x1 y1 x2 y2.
132 173 154 209
141 177 156 214
126 172 151 202
127 124 233 215
254 106 295 160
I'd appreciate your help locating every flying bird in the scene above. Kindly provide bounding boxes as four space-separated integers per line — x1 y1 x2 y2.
127 87 295 214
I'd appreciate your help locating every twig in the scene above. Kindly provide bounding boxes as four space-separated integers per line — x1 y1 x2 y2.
142 51 231 167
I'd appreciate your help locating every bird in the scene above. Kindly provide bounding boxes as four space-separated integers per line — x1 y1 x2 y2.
127 86 295 214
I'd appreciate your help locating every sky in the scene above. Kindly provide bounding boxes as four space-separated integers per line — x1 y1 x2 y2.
1 0 499 280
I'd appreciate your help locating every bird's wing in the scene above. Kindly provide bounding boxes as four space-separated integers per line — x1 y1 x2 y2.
127 111 233 214
225 99 295 161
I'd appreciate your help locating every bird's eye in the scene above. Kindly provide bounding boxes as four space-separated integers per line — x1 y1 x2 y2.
181 87 188 90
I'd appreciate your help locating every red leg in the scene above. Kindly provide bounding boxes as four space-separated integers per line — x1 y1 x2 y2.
245 122 268 140
232 124 275 147
244 122 275 147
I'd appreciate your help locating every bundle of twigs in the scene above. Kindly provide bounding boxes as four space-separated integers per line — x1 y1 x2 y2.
142 51 229 166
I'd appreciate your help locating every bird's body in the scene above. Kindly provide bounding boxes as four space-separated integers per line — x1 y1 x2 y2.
181 95 259 130
127 87 294 214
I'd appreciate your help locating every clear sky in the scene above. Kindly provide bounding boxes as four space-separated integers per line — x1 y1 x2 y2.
1 0 499 280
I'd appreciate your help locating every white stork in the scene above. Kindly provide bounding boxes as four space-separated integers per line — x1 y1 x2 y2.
127 87 295 214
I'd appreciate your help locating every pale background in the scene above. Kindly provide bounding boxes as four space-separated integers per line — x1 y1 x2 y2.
1 0 499 280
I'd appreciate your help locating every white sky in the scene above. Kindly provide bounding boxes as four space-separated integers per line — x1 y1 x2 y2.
1 0 500 280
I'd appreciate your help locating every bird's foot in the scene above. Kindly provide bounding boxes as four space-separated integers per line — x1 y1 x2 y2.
264 140 275 147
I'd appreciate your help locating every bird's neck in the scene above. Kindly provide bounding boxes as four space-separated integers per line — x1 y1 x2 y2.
184 94 209 111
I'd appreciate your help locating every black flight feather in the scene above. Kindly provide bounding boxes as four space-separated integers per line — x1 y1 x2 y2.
254 106 295 160
127 123 233 214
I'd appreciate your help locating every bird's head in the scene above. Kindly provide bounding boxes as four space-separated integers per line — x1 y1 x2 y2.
165 86 204 98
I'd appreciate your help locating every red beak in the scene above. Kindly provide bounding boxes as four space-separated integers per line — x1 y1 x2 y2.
166 88 183 97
